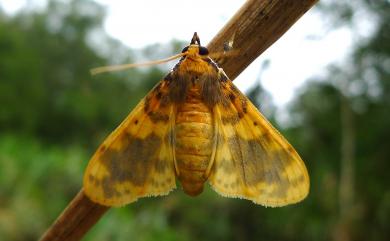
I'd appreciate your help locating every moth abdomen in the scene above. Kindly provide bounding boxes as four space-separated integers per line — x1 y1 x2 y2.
174 88 214 196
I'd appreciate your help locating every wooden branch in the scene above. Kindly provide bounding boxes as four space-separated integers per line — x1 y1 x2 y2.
208 0 318 80
39 190 108 241
39 0 318 240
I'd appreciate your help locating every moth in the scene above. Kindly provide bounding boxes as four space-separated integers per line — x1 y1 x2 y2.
84 32 309 207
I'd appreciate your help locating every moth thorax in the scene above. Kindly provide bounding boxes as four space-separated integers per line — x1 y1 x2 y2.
179 57 213 75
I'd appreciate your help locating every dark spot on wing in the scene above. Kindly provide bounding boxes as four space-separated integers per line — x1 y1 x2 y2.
221 115 240 124
287 145 295 153
262 132 272 141
147 111 169 123
242 102 248 113
219 72 228 82
150 81 165 101
144 80 173 111
99 145 107 153
229 93 236 101
88 174 94 181
143 83 172 123
229 83 237 92
164 72 173 82
144 96 151 113
156 91 162 100
99 133 161 198
89 174 96 183
293 175 306 186
101 177 121 198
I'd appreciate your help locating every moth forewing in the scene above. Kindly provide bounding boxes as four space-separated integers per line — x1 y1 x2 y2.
83 84 177 206
208 81 309 206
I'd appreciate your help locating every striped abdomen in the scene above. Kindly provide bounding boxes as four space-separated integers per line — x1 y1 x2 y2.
175 87 214 196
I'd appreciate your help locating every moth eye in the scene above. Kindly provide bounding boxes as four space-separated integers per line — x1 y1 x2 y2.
199 46 209 56
181 46 189 53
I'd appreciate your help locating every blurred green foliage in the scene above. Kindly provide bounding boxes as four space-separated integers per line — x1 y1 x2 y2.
0 0 389 241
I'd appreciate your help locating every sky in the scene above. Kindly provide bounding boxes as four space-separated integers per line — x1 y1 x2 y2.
0 0 355 106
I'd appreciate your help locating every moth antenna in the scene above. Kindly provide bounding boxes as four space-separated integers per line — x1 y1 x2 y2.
90 52 186 75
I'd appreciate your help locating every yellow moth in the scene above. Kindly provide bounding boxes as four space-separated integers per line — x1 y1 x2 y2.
84 33 309 207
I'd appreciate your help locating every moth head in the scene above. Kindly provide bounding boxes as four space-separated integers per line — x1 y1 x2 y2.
181 32 209 60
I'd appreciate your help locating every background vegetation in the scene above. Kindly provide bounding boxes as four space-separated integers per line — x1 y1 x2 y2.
0 0 389 240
